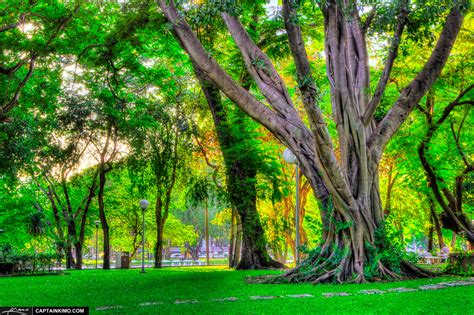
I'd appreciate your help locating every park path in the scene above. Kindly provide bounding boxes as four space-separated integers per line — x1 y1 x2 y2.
95 277 474 311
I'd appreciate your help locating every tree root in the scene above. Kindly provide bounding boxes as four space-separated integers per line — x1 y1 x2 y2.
249 250 434 284
236 257 287 270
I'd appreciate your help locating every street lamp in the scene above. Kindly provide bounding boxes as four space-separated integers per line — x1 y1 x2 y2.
94 220 100 269
139 199 149 273
282 148 300 265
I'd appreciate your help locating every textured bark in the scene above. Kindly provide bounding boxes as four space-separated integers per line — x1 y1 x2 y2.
228 207 242 268
159 0 466 282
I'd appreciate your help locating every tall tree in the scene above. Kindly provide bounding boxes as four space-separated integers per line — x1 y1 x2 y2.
159 0 468 282
196 74 284 269
418 85 473 245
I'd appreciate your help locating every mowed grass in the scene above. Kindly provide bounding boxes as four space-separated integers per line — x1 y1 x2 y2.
1 267 473 314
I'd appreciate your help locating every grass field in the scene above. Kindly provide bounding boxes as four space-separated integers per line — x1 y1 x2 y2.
1 267 473 314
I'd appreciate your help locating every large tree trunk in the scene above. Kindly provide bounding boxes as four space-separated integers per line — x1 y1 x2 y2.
159 0 465 281
196 71 284 269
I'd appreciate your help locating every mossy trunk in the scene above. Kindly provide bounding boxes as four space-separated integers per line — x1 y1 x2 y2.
197 72 284 269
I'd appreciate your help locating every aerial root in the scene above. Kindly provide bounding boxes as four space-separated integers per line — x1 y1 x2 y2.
401 261 434 278
378 261 401 280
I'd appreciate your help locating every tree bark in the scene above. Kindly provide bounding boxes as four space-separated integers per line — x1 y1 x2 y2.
428 196 445 250
228 208 242 268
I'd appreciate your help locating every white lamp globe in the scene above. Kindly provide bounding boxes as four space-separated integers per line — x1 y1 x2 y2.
282 148 298 164
139 199 149 210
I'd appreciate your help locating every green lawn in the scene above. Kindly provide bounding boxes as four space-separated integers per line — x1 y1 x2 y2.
1 267 473 314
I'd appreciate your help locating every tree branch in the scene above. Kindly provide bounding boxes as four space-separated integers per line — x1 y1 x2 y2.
363 0 409 125
369 4 466 161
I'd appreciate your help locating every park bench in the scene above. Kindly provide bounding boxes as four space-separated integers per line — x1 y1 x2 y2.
423 255 447 264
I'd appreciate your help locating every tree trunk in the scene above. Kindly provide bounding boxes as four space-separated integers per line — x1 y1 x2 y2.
185 236 202 261
154 227 164 268
65 245 75 269
196 71 284 269
155 197 164 268
428 196 445 249
75 242 83 270
205 198 210 266
228 208 242 268
228 207 236 267
428 219 434 252
98 164 110 270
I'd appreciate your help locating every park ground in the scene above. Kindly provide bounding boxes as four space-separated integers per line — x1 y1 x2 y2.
1 267 473 314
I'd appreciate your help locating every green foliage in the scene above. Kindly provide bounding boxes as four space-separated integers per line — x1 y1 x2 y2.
443 251 474 276
187 176 211 206
364 218 419 279
1 250 60 275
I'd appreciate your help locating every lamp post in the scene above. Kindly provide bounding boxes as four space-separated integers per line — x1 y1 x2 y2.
282 148 300 265
94 220 100 269
139 199 149 273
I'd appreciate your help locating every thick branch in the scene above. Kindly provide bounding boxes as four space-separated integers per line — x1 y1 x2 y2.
159 0 331 203
363 0 409 125
1 56 37 117
418 86 473 239
369 5 465 160
222 9 353 209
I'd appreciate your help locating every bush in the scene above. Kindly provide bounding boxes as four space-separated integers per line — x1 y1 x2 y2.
443 251 474 276
1 251 60 275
